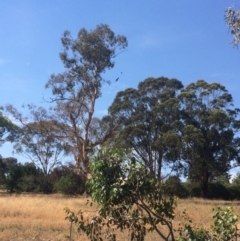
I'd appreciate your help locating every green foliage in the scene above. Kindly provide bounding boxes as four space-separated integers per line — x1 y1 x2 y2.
19 174 42 193
231 173 240 187
50 163 86 195
45 24 128 174
0 156 7 186
0 156 87 194
164 176 189 198
5 105 70 176
108 77 183 180
182 179 240 200
0 158 45 193
179 80 240 197
18 162 43 192
227 173 240 199
64 148 240 241
3 157 23 192
65 147 176 241
54 176 73 194
212 207 238 241
109 78 240 198
178 207 238 241
207 183 231 200
183 182 202 198
0 111 19 145
54 173 86 195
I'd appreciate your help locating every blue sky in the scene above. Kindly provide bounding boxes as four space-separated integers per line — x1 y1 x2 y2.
1 1 240 173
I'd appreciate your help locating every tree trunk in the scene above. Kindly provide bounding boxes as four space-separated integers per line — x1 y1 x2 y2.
201 170 209 198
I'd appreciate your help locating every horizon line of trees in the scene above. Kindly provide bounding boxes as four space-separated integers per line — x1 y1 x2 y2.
2 155 240 200
0 155 86 194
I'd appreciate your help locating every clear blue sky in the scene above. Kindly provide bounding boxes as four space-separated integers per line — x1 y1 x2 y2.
1 1 240 173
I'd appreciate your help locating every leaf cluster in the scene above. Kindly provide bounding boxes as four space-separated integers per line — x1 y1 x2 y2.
0 111 20 145
178 207 239 241
65 147 176 241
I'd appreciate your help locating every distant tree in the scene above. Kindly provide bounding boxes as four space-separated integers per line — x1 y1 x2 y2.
1 157 22 192
6 105 69 176
0 155 7 186
6 105 69 193
19 162 43 193
179 80 240 198
231 173 240 187
45 24 128 175
0 110 19 146
164 176 189 198
49 163 86 195
225 4 240 47
0 156 43 193
109 77 183 180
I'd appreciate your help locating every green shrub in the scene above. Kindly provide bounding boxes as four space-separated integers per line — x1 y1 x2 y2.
164 176 189 198
54 173 85 195
183 182 202 197
19 175 42 193
208 182 231 200
178 207 238 241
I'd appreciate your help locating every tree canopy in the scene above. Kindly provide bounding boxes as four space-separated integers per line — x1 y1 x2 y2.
109 77 183 180
109 78 240 197
179 80 240 197
5 105 69 176
0 111 19 146
45 24 128 175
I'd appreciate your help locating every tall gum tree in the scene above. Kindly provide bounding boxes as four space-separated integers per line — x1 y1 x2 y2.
179 80 240 197
5 105 69 176
108 77 184 180
5 104 70 193
45 24 128 175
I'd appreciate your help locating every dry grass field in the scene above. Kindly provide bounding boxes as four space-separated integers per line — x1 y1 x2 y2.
1 192 240 241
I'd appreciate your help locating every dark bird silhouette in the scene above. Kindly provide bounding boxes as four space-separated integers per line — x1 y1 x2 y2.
115 72 123 82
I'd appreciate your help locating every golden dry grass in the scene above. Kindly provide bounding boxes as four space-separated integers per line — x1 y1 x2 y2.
0 193 95 241
1 193 240 241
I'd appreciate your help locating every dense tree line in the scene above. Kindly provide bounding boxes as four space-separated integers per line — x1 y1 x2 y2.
0 156 85 194
2 154 240 200
1 24 240 199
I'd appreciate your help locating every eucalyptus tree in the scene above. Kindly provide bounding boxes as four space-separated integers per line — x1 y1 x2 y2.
45 24 127 175
109 77 184 180
0 111 19 146
5 105 69 178
179 80 240 197
0 155 7 186
0 156 22 192
225 4 240 47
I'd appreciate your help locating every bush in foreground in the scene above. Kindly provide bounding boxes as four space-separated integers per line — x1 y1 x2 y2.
65 148 240 241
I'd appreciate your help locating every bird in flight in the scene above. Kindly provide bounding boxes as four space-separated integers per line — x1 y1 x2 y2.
115 72 123 82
